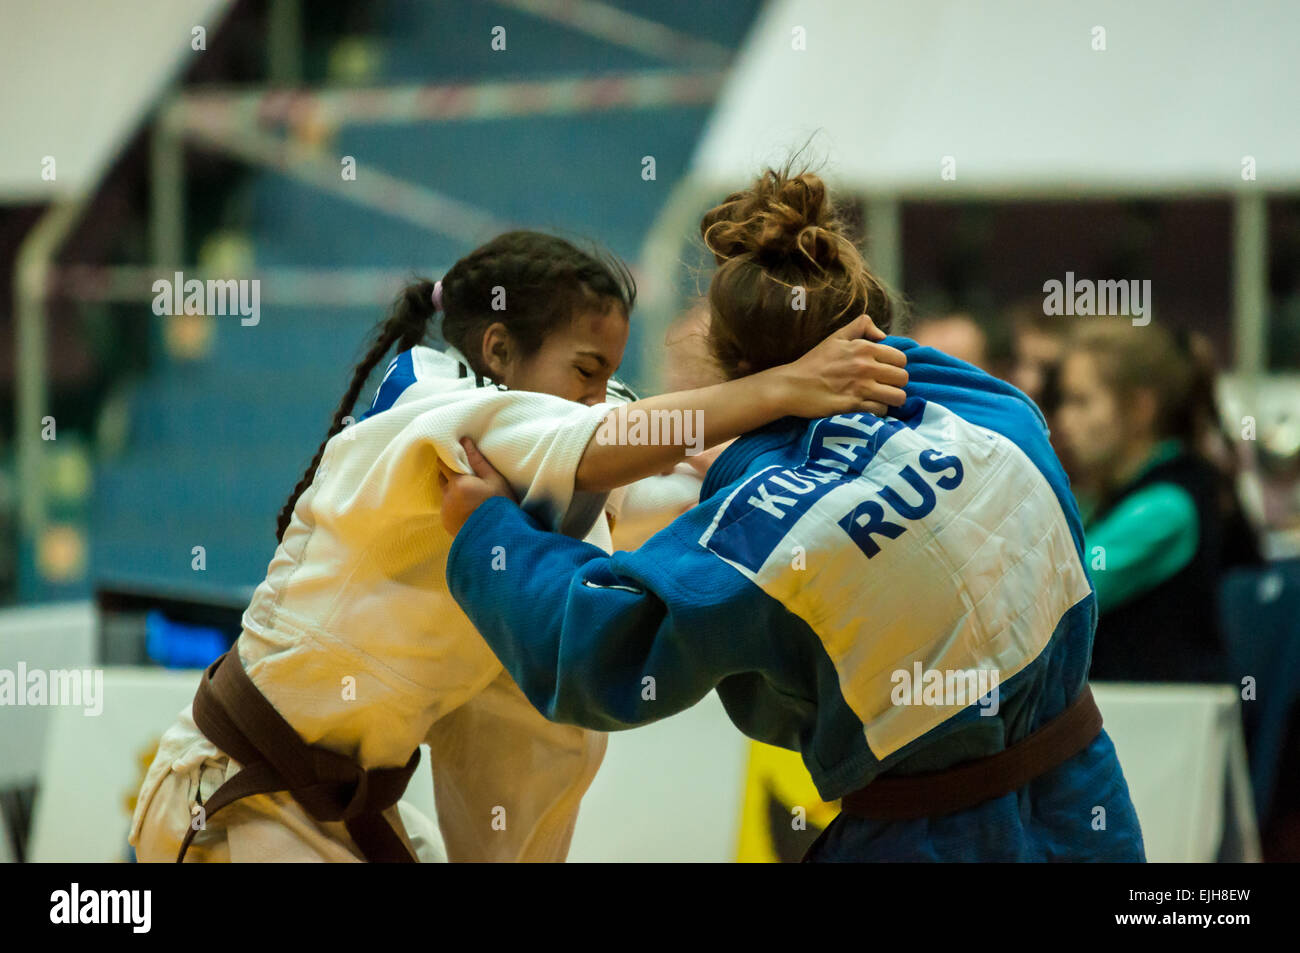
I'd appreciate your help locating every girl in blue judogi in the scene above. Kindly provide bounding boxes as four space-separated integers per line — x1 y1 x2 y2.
440 170 1146 862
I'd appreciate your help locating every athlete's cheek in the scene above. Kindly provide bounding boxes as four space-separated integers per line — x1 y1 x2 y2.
580 379 608 406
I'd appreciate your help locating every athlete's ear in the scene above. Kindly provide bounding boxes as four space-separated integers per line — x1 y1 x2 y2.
480 322 513 380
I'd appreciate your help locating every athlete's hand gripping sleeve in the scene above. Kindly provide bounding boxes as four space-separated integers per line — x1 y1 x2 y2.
445 496 733 730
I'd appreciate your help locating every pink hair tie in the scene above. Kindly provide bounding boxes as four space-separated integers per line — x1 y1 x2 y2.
432 279 444 311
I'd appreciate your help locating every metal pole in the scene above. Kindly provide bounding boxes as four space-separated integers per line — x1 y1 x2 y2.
15 197 91 560
492 0 731 66
1232 193 1268 377
864 196 903 295
267 0 303 86
151 109 184 271
181 121 511 243
635 178 721 393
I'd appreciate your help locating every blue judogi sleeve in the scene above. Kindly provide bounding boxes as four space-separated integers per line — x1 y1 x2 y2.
446 343 1148 862
446 495 762 731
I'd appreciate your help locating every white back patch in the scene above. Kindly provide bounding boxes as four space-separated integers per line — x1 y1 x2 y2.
699 405 1091 758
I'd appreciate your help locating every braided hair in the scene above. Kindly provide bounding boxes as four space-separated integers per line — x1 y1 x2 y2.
274 230 636 542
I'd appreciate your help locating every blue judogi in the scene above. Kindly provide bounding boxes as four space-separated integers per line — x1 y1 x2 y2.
446 338 1146 861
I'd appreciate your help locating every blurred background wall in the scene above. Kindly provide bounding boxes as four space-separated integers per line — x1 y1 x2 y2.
0 0 763 601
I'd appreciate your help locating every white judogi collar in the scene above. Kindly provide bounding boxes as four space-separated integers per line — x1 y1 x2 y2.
440 344 501 389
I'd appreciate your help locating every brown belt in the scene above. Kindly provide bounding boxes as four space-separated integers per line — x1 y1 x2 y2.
177 650 420 863
839 684 1104 821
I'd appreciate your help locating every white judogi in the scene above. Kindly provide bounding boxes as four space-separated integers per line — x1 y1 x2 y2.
130 344 699 862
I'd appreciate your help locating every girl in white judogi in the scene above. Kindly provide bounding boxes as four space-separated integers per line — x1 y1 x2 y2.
129 230 907 862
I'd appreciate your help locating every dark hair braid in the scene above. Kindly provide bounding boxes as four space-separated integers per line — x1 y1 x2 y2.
274 231 634 542
274 280 436 541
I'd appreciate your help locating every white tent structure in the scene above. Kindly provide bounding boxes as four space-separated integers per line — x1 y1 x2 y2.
0 0 233 203
639 0 1300 383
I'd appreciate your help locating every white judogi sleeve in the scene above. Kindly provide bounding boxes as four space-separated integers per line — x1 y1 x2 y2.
587 373 704 551
393 353 706 859
353 344 616 541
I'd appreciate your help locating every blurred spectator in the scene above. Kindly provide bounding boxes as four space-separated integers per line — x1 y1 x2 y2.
909 311 989 370
1056 322 1259 682
1005 300 1068 413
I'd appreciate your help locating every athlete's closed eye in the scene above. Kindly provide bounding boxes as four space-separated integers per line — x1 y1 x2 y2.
573 348 616 381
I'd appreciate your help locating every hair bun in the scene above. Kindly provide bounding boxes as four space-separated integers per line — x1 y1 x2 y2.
701 170 840 269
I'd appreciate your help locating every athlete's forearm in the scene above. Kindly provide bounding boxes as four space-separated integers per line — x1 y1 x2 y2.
446 495 718 730
572 317 908 493
573 367 792 493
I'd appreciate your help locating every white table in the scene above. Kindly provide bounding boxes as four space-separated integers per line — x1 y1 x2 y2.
21 662 1258 862
0 602 95 788
1091 682 1260 862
